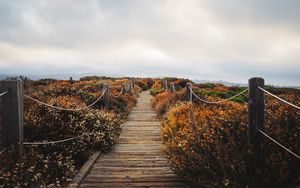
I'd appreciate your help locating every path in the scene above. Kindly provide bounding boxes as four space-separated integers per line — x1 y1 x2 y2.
78 91 187 187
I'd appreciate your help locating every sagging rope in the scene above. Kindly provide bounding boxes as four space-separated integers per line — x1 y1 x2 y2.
191 88 248 104
258 87 300 110
23 136 80 145
258 129 300 160
0 90 9 98
116 87 124 98
0 146 9 155
23 129 106 146
24 88 107 111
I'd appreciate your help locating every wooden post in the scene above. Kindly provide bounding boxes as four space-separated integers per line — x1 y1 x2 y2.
103 83 109 109
0 80 24 156
121 84 126 95
131 79 135 88
186 83 192 102
170 82 175 92
128 82 132 95
69 77 74 84
164 80 168 91
248 77 265 166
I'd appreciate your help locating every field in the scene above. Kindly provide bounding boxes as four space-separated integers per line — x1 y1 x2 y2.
0 76 299 187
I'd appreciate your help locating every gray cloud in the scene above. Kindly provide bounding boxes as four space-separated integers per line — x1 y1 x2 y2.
0 0 299 85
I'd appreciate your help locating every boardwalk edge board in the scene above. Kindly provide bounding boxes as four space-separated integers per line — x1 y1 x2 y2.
71 151 101 187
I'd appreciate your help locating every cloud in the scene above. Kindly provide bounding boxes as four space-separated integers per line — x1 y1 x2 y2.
0 0 299 85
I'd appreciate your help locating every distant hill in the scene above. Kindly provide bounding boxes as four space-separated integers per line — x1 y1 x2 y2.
192 79 300 89
1 74 299 90
192 79 247 87
0 72 124 81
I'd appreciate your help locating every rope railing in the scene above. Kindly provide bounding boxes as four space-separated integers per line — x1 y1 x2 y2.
24 88 107 111
116 87 124 97
258 129 300 159
23 136 80 145
183 78 300 161
0 90 9 97
22 130 105 146
190 88 248 104
258 86 300 110
0 79 136 156
0 146 9 155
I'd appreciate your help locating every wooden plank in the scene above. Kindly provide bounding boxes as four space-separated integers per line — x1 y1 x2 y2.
72 152 101 186
80 182 186 188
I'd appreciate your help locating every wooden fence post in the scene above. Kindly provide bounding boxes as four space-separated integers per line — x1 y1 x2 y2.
131 79 135 88
164 80 168 91
128 82 132 95
170 82 175 92
0 80 24 156
248 77 265 166
186 83 192 102
121 84 126 95
103 83 109 109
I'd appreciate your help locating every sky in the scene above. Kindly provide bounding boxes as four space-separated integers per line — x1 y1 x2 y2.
0 0 299 85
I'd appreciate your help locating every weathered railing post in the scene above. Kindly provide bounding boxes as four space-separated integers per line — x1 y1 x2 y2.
131 79 135 88
69 77 74 84
121 84 126 95
128 82 132 95
163 80 168 91
0 80 24 156
186 83 192 102
248 77 265 166
170 82 175 92
103 83 109 109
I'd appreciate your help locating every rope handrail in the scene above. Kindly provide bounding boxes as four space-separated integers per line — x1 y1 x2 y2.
24 88 107 111
0 90 9 97
191 88 248 104
23 136 80 145
258 87 300 110
22 130 105 146
0 146 9 155
116 87 123 97
258 129 300 160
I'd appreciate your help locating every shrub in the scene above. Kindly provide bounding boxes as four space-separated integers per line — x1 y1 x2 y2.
174 79 191 88
154 86 300 187
161 102 249 187
151 91 185 117
149 88 164 96
0 78 139 187
197 83 215 89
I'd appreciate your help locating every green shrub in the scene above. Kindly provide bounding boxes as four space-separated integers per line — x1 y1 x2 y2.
150 88 164 96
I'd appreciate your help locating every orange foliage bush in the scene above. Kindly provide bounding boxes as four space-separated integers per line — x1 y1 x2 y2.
153 86 300 187
0 78 140 187
151 90 185 117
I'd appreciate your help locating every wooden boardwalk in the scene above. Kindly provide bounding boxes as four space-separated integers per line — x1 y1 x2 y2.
78 91 187 187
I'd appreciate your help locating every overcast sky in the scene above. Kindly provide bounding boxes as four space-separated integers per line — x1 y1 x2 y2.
0 0 299 85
